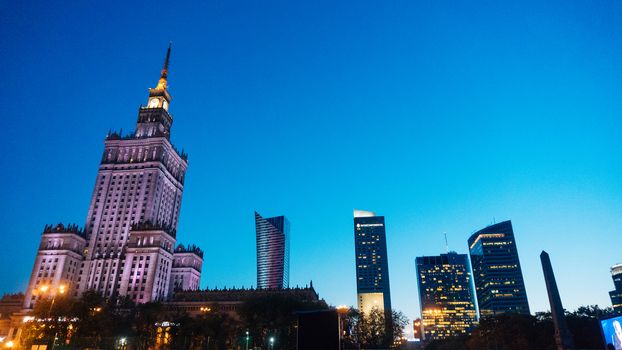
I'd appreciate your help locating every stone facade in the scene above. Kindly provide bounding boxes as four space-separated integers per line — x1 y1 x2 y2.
170 245 203 294
165 285 323 320
23 224 87 308
23 45 202 308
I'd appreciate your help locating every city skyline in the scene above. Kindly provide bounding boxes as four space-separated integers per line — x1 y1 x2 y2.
2 0 622 331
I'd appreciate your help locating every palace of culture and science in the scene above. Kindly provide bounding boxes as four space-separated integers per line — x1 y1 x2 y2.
22 45 204 308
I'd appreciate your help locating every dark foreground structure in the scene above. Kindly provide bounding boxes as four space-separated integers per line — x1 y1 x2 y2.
541 250 575 350
297 309 339 350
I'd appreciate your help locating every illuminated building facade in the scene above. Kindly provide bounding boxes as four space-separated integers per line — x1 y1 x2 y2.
23 224 87 308
23 45 203 307
416 252 477 341
610 263 622 312
255 212 290 289
468 220 530 317
170 244 204 293
353 210 392 316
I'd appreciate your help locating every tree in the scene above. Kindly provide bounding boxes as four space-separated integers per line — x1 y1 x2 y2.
345 307 410 349
466 314 553 350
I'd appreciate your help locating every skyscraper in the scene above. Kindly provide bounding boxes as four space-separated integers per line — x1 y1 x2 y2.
610 263 622 312
255 212 290 289
23 45 202 307
353 210 392 316
416 252 478 341
468 220 530 317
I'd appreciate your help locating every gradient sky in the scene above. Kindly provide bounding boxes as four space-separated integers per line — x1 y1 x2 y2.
2 0 622 333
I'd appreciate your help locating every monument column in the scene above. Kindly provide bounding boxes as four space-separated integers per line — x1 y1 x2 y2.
540 251 574 350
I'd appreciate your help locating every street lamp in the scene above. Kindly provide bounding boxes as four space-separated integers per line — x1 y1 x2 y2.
336 305 349 350
245 330 249 350
37 284 68 350
269 336 274 350
119 337 127 350
37 284 68 316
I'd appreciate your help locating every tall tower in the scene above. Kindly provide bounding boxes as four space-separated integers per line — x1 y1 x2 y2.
609 263 622 312
353 210 392 316
416 252 478 341
255 212 290 289
22 45 202 307
468 220 530 317
76 44 189 300
540 251 575 350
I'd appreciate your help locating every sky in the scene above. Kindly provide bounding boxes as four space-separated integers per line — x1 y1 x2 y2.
1 0 622 332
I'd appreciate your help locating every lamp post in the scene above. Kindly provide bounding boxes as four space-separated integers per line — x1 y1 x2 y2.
37 284 67 350
269 336 274 350
119 337 127 350
245 330 249 350
336 305 349 350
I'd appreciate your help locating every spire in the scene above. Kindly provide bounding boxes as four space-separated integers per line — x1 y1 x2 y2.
155 42 172 91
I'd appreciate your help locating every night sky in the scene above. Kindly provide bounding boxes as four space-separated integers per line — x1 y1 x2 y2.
2 0 622 335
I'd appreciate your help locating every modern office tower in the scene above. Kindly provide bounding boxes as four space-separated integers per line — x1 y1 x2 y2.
416 252 478 341
468 220 530 317
170 244 204 293
23 224 87 308
23 45 202 306
353 210 392 316
541 251 575 350
255 212 290 289
610 263 622 312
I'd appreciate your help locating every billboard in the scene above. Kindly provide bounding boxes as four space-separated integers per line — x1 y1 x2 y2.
601 315 622 350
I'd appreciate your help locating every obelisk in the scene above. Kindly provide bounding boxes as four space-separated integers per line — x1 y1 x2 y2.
540 251 574 350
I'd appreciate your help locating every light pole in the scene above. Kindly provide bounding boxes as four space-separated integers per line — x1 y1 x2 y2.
245 330 249 350
269 336 274 350
336 305 349 350
119 337 127 350
37 284 67 350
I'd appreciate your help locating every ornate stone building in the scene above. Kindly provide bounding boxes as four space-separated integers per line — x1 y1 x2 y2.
165 284 323 320
22 45 203 309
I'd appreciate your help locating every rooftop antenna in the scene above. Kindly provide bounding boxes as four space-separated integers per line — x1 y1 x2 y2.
444 232 449 253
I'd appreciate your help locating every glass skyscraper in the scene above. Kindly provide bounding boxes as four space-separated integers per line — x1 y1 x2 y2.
610 263 622 312
416 252 478 341
468 220 530 317
255 212 290 289
353 210 392 316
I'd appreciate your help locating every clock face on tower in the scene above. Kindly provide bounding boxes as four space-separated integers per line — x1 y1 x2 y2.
149 98 159 108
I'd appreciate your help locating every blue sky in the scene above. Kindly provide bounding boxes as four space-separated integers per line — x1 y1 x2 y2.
1 0 621 330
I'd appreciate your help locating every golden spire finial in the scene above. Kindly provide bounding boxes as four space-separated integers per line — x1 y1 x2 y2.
155 42 172 90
